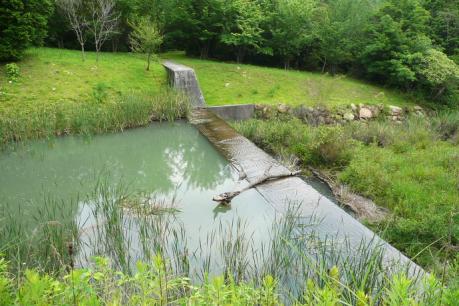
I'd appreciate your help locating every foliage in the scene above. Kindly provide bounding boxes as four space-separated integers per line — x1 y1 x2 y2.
4 64 20 82
266 0 316 69
416 49 459 104
129 17 163 71
220 0 269 63
0 0 53 61
360 0 431 87
0 255 457 305
425 0 459 57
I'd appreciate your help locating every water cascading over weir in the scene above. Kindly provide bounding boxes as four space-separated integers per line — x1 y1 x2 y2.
162 61 423 277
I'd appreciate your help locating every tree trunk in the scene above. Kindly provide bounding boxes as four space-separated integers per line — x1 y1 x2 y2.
236 47 245 64
321 57 327 73
81 43 86 62
200 44 209 59
146 53 151 71
284 58 291 70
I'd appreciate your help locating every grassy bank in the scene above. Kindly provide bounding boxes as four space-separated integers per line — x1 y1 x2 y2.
163 52 418 107
0 48 420 147
0 49 189 148
0 48 166 105
234 113 459 284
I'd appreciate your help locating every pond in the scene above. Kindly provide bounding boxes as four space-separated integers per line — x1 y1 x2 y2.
0 122 275 276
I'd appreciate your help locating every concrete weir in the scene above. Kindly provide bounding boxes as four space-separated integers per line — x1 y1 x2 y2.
163 61 206 107
163 61 423 276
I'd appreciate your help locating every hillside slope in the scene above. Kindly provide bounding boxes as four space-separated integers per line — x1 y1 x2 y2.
163 52 417 107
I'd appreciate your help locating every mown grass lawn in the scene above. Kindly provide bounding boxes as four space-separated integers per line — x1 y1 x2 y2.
0 48 187 147
163 51 418 107
1 48 418 109
0 48 167 109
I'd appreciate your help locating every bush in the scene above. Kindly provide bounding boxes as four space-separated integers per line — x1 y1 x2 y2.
91 82 108 103
431 111 459 143
0 255 457 305
5 63 20 82
0 0 53 61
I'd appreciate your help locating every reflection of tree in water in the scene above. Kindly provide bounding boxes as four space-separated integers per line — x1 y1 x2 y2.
162 126 230 192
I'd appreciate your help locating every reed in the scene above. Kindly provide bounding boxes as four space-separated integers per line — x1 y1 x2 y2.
1 180 452 304
0 89 190 150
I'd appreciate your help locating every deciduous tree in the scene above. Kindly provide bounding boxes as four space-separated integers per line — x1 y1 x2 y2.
129 17 163 71
56 0 88 61
88 0 119 62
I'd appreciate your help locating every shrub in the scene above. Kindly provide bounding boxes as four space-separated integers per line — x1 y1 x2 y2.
305 125 355 167
431 111 459 142
0 256 457 305
92 82 108 103
5 63 20 82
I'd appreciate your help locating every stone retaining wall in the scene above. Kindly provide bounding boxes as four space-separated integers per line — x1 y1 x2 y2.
255 103 427 125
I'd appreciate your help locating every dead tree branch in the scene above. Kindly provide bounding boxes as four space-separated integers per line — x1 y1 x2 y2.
213 169 301 204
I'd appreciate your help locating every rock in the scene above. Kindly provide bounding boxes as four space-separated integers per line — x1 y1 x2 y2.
255 104 264 110
389 105 403 115
343 112 355 121
351 103 357 111
414 105 423 112
277 103 289 113
369 106 380 117
262 106 273 119
359 107 373 119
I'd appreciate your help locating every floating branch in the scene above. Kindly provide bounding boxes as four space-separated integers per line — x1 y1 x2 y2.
213 170 301 205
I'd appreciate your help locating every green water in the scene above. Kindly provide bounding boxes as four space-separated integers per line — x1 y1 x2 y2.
0 122 275 273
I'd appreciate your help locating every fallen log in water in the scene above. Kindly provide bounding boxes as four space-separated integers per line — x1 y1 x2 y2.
213 170 301 204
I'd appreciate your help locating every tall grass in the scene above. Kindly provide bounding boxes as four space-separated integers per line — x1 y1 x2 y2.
233 113 459 284
2 179 448 304
0 89 190 150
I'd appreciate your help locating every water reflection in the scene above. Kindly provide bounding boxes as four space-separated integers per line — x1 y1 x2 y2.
0 122 231 210
0 122 275 275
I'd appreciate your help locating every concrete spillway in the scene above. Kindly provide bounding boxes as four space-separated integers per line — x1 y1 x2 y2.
163 61 206 108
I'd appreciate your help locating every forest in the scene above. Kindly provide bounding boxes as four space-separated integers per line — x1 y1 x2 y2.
1 0 459 106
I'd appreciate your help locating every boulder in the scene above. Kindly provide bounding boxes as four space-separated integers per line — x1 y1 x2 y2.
389 105 403 115
351 103 357 111
343 112 355 121
277 103 289 113
359 107 373 119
